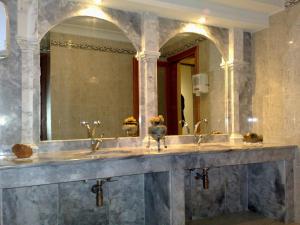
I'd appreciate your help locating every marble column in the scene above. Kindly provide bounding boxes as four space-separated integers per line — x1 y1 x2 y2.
170 169 185 225
227 28 244 143
16 38 39 145
138 12 160 138
16 0 39 146
137 51 160 138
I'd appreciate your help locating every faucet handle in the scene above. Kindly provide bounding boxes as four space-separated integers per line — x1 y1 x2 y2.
81 121 90 126
202 118 208 123
93 120 101 126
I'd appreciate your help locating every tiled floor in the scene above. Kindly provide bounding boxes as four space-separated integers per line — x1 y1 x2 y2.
186 212 300 225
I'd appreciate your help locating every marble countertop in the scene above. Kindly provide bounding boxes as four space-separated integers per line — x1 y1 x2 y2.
0 143 296 170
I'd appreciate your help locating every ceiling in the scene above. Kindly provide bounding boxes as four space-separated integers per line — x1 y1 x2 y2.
98 0 285 32
51 16 131 42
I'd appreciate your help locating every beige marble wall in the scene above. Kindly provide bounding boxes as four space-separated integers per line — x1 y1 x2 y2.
50 32 135 139
252 3 300 221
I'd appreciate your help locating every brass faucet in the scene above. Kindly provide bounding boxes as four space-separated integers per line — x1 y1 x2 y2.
194 118 209 144
81 120 103 152
179 120 190 134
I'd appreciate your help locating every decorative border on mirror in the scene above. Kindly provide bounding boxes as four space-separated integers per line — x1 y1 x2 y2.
285 0 300 8
50 40 136 55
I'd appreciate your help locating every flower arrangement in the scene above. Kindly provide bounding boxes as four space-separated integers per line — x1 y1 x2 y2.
148 115 167 151
123 116 137 125
150 115 165 125
122 116 138 137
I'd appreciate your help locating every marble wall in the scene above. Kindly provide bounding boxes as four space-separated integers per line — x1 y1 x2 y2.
185 165 248 221
2 174 145 225
252 3 300 222
0 162 289 225
0 0 21 153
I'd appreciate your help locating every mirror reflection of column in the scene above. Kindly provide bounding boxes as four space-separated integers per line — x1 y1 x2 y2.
158 33 226 136
39 16 138 140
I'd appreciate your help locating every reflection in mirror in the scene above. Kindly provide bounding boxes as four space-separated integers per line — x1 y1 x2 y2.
158 33 225 135
40 16 138 140
0 2 8 58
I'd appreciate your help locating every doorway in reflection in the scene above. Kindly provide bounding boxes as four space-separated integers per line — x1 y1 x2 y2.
158 33 225 135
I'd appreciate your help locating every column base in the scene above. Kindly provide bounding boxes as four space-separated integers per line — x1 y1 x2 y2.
230 133 243 144
142 136 157 150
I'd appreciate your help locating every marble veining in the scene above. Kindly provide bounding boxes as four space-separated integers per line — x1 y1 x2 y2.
0 144 295 225
145 172 170 225
3 184 59 225
186 165 248 220
2 175 145 225
248 162 286 221
0 0 22 150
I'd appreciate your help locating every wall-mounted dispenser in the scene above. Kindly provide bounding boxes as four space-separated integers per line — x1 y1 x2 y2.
192 73 209 95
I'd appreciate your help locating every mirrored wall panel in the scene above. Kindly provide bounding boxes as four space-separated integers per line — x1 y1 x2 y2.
158 33 226 135
40 16 138 140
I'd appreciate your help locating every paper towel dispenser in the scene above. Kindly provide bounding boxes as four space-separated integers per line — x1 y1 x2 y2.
192 73 209 95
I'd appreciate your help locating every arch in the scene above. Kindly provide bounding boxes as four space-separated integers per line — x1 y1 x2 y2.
38 3 141 51
159 20 228 61
0 1 9 58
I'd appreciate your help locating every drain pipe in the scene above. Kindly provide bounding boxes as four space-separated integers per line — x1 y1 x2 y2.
195 168 209 190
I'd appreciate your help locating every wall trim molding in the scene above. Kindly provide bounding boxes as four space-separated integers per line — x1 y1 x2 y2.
50 40 136 55
285 0 300 8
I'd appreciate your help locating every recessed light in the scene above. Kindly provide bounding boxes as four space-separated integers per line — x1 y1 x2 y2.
289 40 294 45
95 0 102 5
198 17 206 24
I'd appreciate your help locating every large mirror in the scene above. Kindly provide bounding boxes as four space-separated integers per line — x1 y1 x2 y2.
40 16 138 140
158 33 226 135
0 2 9 59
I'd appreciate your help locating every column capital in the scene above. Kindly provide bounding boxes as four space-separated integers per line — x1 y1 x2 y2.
16 37 39 51
220 60 248 70
136 51 160 61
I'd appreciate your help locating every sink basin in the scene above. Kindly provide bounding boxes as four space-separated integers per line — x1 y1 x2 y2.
89 150 132 155
37 149 133 161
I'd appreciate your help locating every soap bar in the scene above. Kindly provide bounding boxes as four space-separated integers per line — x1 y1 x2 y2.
12 144 33 158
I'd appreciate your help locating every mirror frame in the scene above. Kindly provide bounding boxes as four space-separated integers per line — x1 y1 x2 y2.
0 1 9 59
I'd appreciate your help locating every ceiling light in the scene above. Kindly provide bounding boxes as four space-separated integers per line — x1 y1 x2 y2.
198 17 206 24
95 0 102 5
289 40 294 45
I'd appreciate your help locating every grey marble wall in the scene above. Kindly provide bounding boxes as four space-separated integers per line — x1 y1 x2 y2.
185 165 248 221
248 161 286 221
0 156 294 225
3 184 59 225
145 172 170 225
2 174 144 225
0 0 21 153
58 180 109 225
108 175 145 225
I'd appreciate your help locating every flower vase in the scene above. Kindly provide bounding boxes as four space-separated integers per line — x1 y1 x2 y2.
148 122 167 151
